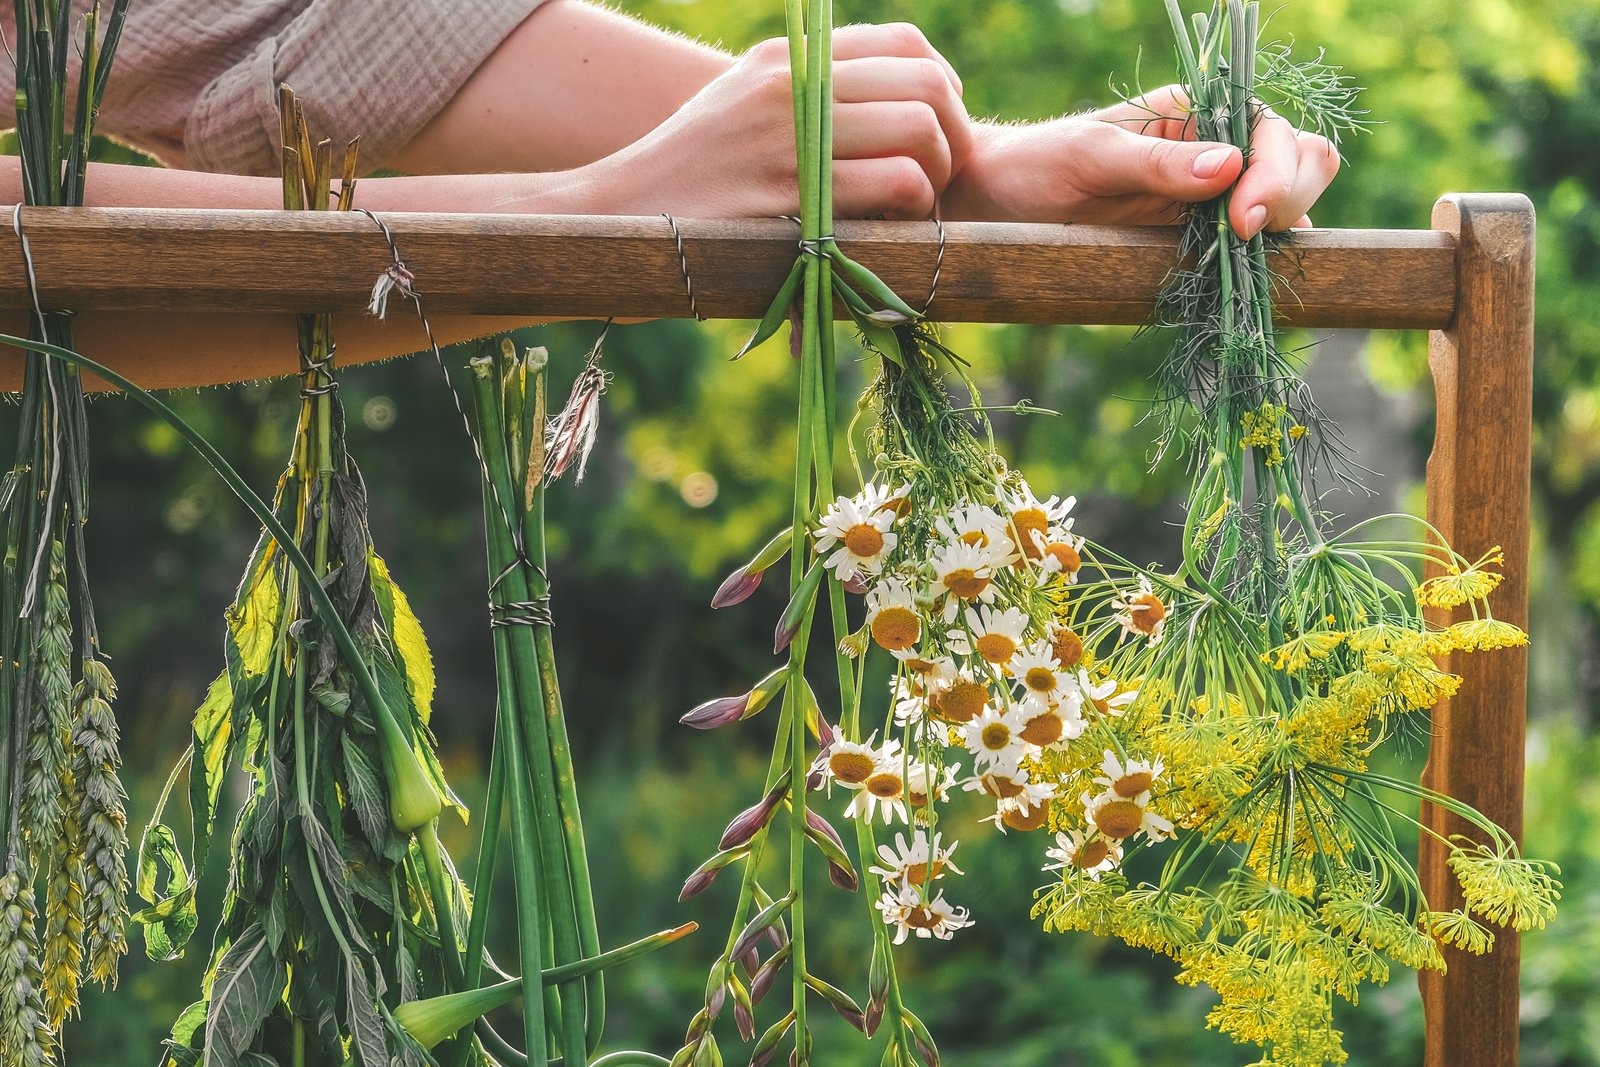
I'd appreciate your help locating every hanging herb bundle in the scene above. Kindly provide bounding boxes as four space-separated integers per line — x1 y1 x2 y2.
0 2 132 1063
1017 5 1561 1065
143 90 472 1067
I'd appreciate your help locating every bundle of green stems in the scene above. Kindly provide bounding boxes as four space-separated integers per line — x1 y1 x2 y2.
461 341 606 1067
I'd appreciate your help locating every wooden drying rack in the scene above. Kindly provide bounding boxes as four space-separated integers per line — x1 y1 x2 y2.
0 193 1533 1067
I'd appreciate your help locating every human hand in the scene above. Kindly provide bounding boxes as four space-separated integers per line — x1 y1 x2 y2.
588 24 971 220
941 85 1339 236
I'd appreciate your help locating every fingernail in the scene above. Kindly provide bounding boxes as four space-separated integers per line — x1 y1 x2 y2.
1191 147 1231 179
1244 205 1268 236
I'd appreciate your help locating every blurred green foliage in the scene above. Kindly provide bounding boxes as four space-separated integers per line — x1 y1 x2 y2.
23 1 1599 1063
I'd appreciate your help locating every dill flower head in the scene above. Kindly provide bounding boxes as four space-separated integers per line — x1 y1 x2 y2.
1415 548 1506 609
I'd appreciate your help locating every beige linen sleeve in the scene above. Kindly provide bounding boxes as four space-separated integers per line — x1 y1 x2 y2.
185 0 549 176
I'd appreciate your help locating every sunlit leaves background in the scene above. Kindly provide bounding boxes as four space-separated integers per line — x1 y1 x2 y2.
32 1 1600 1063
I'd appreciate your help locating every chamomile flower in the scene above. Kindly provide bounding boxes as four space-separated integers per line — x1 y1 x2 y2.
1011 641 1068 707
1016 698 1085 748
1094 751 1165 801
930 540 998 620
891 677 933 731
875 885 973 944
846 752 911 824
815 492 898 581
865 578 922 652
934 505 1017 563
904 761 958 810
928 666 990 725
1044 828 1123 879
823 734 897 790
858 481 911 518
962 763 1030 800
1111 574 1169 644
960 706 1029 770
949 605 1030 665
1048 623 1086 669
1037 526 1086 581
1005 486 1076 561
869 831 963 890
1082 788 1175 844
1078 670 1137 717
984 779 1057 834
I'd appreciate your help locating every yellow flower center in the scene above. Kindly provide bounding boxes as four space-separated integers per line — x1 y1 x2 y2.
904 905 942 930
1073 839 1111 869
933 679 986 724
1092 799 1145 840
975 633 1018 664
943 568 989 600
1019 711 1063 747
979 774 1024 799
1046 542 1082 574
1024 667 1057 693
870 606 921 652
843 523 885 558
1128 593 1167 634
1112 771 1154 798
1002 804 1047 832
1012 508 1048 559
979 722 1013 751
904 657 937 675
828 751 875 785
866 772 904 799
881 495 912 519
904 859 944 886
1051 627 1084 668
958 530 989 548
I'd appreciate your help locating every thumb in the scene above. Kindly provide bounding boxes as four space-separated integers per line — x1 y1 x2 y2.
1081 124 1243 202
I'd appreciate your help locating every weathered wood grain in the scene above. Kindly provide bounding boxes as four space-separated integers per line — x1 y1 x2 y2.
1418 193 1535 1067
0 208 1455 328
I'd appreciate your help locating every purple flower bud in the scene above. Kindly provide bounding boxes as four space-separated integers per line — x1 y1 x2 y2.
680 692 750 730
678 869 717 902
914 1035 940 1067
718 777 790 851
843 574 869 595
805 809 845 850
734 998 755 1042
711 567 762 609
864 995 885 1038
828 860 859 893
740 947 761 978
774 615 800 655
707 982 727 1021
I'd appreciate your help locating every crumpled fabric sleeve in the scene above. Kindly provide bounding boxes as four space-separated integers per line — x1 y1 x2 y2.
185 0 548 176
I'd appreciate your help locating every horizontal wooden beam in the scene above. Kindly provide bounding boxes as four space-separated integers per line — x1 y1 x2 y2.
0 208 1456 330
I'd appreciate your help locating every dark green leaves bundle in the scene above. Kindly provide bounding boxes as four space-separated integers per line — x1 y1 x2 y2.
144 93 467 1067
0 3 132 1062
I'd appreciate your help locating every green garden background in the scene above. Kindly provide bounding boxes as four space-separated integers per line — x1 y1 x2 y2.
30 0 1600 1063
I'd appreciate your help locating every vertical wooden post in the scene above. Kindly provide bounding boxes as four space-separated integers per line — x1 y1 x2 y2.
1419 193 1535 1067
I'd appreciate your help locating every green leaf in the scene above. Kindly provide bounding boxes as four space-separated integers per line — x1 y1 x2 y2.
190 671 234 873
346 955 390 1067
734 256 806 360
225 538 283 682
370 552 436 725
133 821 199 961
204 924 283 1067
826 244 921 320
341 735 391 855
